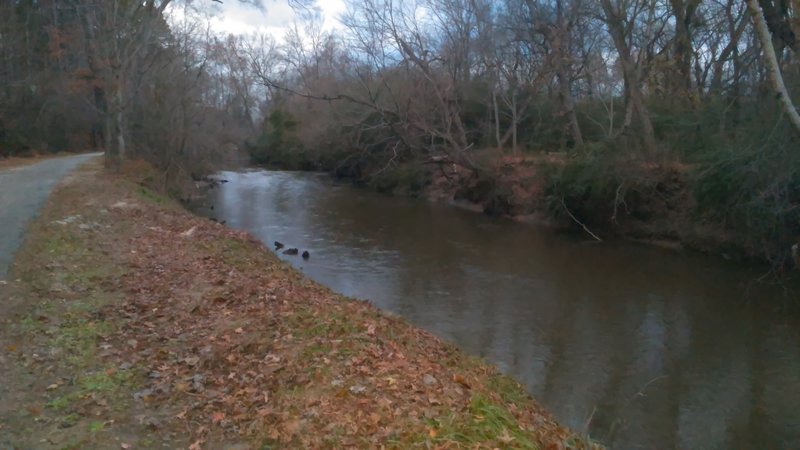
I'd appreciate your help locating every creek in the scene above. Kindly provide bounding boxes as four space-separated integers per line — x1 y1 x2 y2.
192 169 800 449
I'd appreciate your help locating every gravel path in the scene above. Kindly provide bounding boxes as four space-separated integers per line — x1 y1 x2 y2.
0 153 102 279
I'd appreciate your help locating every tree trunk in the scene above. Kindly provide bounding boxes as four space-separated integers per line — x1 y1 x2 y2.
747 0 800 136
493 88 501 149
511 92 518 153
557 63 584 148
668 0 701 98
600 0 659 154
115 79 126 161
553 0 584 148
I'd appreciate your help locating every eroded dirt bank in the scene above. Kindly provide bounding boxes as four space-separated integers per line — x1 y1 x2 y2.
0 159 595 449
422 154 751 259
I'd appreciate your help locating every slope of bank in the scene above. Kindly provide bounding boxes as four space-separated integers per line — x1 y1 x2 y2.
0 159 596 449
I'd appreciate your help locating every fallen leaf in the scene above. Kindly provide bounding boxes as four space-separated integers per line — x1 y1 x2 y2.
453 374 471 389
284 419 302 435
211 411 225 424
184 356 200 366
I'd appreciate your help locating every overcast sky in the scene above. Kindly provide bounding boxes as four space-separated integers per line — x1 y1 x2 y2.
206 0 346 37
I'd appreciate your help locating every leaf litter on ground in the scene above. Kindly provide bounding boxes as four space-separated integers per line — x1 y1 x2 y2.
0 159 599 449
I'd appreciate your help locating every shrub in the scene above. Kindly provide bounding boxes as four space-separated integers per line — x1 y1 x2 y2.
368 161 431 196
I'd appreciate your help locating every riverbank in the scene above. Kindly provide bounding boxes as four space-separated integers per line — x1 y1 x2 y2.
311 151 796 270
0 159 595 449
425 154 700 247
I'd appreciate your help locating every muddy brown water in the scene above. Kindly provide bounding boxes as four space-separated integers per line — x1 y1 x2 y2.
193 169 800 449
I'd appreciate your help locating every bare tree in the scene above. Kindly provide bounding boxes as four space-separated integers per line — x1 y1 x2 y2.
747 0 800 135
598 0 659 154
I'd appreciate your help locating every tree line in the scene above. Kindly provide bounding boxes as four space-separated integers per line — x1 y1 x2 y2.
246 0 800 266
0 0 262 179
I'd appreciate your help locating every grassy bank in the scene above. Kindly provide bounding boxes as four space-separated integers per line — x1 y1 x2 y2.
0 158 595 449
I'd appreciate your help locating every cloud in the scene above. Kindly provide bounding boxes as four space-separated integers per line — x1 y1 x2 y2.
222 1 295 29
210 0 345 36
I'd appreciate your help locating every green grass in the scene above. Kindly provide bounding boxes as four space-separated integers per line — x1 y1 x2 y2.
79 370 132 392
218 237 253 266
487 373 531 406
423 394 538 449
46 395 72 410
46 369 134 411
300 341 333 359
13 204 139 418
290 307 365 339
136 186 168 205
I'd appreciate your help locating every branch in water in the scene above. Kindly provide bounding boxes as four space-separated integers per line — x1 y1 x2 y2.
561 197 603 242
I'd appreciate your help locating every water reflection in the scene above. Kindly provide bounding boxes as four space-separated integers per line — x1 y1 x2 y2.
197 170 800 449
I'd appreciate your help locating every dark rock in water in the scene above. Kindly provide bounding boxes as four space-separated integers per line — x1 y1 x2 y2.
302 251 310 260
283 248 299 255
219 179 229 183
209 217 218 223
274 241 284 249
220 220 227 225
210 205 214 210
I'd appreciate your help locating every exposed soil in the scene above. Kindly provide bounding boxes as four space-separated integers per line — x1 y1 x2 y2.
424 154 735 255
0 159 596 449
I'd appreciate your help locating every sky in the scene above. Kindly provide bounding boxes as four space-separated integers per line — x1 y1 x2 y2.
206 0 346 38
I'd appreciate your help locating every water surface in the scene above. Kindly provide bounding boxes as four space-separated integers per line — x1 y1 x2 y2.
195 169 800 449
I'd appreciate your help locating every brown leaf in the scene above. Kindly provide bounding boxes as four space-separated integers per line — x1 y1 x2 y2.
284 419 302 435
369 413 381 425
453 374 471 389
184 356 200 366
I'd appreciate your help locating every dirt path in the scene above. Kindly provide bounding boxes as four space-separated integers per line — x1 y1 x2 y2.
0 153 102 280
